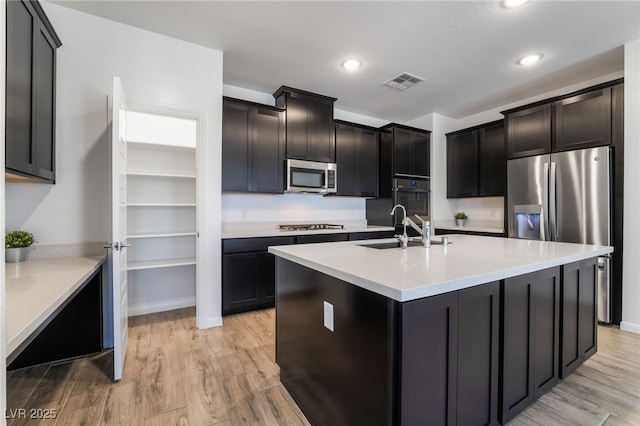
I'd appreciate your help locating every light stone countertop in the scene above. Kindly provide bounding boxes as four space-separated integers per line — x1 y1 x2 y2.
222 223 395 239
269 235 612 302
6 256 106 357
432 219 504 234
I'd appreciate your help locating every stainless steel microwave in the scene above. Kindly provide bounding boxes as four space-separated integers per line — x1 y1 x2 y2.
286 159 337 194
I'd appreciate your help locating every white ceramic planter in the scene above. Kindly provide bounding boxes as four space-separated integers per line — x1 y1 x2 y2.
6 247 29 263
456 219 466 227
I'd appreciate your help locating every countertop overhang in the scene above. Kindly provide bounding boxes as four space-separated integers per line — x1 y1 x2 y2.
6 256 106 357
269 235 612 302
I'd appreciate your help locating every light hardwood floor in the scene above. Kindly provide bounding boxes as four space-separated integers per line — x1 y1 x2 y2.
6 307 640 425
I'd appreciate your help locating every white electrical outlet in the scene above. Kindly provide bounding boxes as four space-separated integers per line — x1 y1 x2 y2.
323 301 334 332
240 209 248 220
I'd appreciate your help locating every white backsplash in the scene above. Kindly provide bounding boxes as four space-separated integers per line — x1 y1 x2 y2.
222 193 367 224
443 197 505 222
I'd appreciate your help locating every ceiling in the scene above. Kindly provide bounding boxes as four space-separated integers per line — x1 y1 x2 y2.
51 1 640 122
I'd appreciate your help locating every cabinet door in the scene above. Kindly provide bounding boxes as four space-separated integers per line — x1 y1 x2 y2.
257 252 276 304
252 107 285 193
284 94 309 160
447 130 478 198
222 253 259 315
307 99 335 163
336 123 357 196
560 258 597 378
506 104 551 159
502 267 560 423
393 128 412 175
34 23 56 181
357 128 378 197
400 291 458 425
479 123 505 196
6 0 37 176
457 281 499 426
222 101 251 191
554 88 612 152
410 130 430 177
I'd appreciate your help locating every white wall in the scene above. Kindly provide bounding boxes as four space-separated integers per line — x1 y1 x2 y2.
221 85 388 224
1 0 7 422
621 39 640 334
8 3 224 327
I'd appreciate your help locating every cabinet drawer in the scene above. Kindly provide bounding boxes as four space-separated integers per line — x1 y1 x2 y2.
223 236 295 254
348 231 395 241
296 233 349 244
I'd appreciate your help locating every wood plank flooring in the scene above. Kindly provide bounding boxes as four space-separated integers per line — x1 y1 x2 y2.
6 307 640 425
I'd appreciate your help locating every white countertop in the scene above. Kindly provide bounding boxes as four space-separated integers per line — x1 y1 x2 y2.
269 235 612 302
433 219 504 234
222 223 395 239
6 256 106 356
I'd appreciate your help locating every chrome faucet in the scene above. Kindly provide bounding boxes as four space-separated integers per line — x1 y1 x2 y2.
406 215 431 248
390 204 409 249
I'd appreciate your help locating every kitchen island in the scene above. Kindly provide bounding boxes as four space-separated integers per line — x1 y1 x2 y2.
269 235 612 425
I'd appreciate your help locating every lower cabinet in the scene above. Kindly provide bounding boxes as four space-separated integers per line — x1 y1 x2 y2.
399 281 500 425
560 258 598 378
501 266 560 424
222 236 295 316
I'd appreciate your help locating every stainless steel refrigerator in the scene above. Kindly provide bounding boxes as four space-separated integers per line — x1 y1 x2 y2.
507 146 612 323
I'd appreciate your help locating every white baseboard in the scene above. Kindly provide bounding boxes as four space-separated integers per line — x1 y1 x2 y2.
620 321 640 335
128 296 196 317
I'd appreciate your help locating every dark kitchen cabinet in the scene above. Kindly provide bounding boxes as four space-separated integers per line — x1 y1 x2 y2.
560 258 598 378
335 120 379 197
505 104 551 159
273 86 337 163
295 233 348 244
222 97 285 193
501 267 560 424
447 120 505 198
222 236 295 315
6 0 61 183
554 87 612 152
400 281 499 425
381 124 430 177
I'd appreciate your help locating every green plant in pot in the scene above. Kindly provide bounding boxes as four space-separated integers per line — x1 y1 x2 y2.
5 230 36 263
454 212 468 226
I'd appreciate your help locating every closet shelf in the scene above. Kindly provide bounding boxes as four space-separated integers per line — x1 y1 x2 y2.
127 257 196 271
127 232 196 239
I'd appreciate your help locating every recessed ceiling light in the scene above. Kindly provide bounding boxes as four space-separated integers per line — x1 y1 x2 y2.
504 0 528 8
342 59 362 71
517 53 543 66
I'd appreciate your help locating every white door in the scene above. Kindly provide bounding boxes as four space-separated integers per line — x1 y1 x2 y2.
110 76 129 380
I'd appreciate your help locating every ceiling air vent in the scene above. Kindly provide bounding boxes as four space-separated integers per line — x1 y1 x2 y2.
383 72 424 91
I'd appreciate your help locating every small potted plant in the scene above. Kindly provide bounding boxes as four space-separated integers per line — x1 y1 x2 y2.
454 212 468 227
5 230 36 263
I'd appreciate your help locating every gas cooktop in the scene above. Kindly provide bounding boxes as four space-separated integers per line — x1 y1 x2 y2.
278 224 345 231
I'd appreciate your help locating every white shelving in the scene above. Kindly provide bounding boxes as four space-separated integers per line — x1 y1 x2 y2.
124 112 197 316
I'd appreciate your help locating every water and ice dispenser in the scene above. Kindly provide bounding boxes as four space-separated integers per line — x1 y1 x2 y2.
514 205 544 241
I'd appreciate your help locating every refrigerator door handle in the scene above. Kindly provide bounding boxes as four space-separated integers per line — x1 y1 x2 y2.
543 162 549 241
549 161 557 241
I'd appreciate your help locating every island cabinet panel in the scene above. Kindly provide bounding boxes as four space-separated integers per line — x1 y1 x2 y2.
276 259 394 426
560 258 598 378
501 266 560 424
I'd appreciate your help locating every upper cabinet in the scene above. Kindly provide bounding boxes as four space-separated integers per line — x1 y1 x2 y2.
504 80 622 159
222 97 286 193
6 0 62 183
447 120 505 198
335 120 378 198
273 86 337 163
380 123 431 178
553 88 611 152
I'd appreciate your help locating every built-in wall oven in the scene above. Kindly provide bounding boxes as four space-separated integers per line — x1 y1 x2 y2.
392 177 430 227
